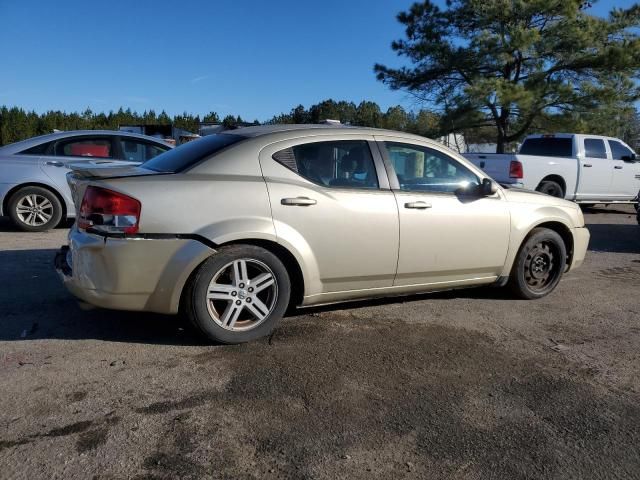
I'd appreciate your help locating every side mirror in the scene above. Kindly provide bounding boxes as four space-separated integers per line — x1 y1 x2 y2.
621 153 637 162
481 178 498 196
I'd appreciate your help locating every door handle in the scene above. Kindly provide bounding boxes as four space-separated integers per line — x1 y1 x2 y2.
45 160 64 167
614 165 623 169
404 201 432 209
583 163 592 168
281 197 317 206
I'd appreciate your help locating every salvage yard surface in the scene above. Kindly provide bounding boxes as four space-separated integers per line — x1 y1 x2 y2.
1 207 639 480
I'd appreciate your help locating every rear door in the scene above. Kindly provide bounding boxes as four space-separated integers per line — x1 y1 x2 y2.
259 135 399 294
376 136 511 287
608 139 640 199
40 135 117 194
578 138 613 199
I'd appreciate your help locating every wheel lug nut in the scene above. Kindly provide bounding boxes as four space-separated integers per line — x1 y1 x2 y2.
246 298 252 303
236 300 241 305
248 287 253 293
239 283 244 288
231 291 237 296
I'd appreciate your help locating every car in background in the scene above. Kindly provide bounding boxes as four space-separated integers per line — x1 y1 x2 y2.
463 134 640 208
0 130 172 231
55 125 589 344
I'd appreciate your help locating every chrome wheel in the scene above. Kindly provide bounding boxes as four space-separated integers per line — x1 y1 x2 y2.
524 241 561 292
15 194 54 227
206 258 278 331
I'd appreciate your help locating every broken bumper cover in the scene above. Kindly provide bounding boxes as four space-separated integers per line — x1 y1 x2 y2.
55 228 215 314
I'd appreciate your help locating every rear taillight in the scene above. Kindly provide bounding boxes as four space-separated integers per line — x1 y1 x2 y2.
77 186 141 234
509 160 523 179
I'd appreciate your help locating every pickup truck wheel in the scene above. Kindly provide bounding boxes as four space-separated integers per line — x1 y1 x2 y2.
8 186 63 232
508 228 567 300
184 245 291 344
536 181 564 198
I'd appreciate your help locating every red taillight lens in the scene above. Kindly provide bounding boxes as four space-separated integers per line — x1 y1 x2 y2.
509 160 523 179
77 186 141 234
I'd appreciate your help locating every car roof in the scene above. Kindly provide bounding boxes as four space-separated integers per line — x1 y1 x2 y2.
225 123 433 143
0 130 172 155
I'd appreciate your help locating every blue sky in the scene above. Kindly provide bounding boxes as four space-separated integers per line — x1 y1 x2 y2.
0 0 633 121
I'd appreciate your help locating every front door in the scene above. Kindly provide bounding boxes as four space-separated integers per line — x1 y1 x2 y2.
376 137 511 287
259 136 399 295
578 138 613 200
608 139 640 200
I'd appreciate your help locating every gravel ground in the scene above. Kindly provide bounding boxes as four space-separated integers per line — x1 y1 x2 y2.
0 206 639 480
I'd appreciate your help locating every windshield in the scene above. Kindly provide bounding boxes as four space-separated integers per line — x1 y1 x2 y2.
142 133 245 173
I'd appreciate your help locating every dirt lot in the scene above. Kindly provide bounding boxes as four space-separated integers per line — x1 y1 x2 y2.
0 206 639 480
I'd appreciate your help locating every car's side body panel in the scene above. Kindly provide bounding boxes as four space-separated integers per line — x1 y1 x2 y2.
56 126 590 316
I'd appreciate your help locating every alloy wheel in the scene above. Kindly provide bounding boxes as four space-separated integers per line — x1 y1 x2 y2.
16 194 54 227
205 258 278 331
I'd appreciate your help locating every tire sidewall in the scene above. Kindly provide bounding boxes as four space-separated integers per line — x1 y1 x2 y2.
187 245 291 344
538 181 564 198
8 186 63 232
511 228 567 299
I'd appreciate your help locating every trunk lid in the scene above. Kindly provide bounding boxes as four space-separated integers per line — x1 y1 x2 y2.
66 161 161 211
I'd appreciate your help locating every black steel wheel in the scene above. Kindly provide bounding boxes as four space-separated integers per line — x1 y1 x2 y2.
509 228 567 299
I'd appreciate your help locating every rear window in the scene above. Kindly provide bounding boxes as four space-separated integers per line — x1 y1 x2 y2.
519 138 573 157
142 134 245 172
19 141 53 155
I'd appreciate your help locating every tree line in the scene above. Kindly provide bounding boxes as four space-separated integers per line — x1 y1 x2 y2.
1 98 638 150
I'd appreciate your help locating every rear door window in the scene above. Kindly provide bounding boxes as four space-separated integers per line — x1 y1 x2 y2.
584 139 608 159
55 137 114 158
272 140 379 189
519 137 573 157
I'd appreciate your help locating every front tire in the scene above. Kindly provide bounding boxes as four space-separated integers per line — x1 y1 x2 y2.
8 186 63 232
536 180 564 198
508 228 567 299
184 245 291 344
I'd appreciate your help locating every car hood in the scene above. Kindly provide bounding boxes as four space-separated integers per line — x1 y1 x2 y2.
501 187 578 208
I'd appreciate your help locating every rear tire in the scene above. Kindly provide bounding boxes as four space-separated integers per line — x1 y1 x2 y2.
536 180 564 198
508 228 567 300
8 186 63 232
184 245 291 344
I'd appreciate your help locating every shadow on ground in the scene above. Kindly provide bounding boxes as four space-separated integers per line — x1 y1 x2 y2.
586 223 640 254
0 248 513 344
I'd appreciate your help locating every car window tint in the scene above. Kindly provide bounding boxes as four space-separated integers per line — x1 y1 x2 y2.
608 140 634 160
584 139 607 159
273 140 379 189
519 137 573 157
56 138 113 158
384 142 479 193
19 141 53 155
143 134 245 172
121 139 170 162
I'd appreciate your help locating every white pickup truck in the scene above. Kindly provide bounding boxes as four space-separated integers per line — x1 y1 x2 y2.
463 134 640 206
